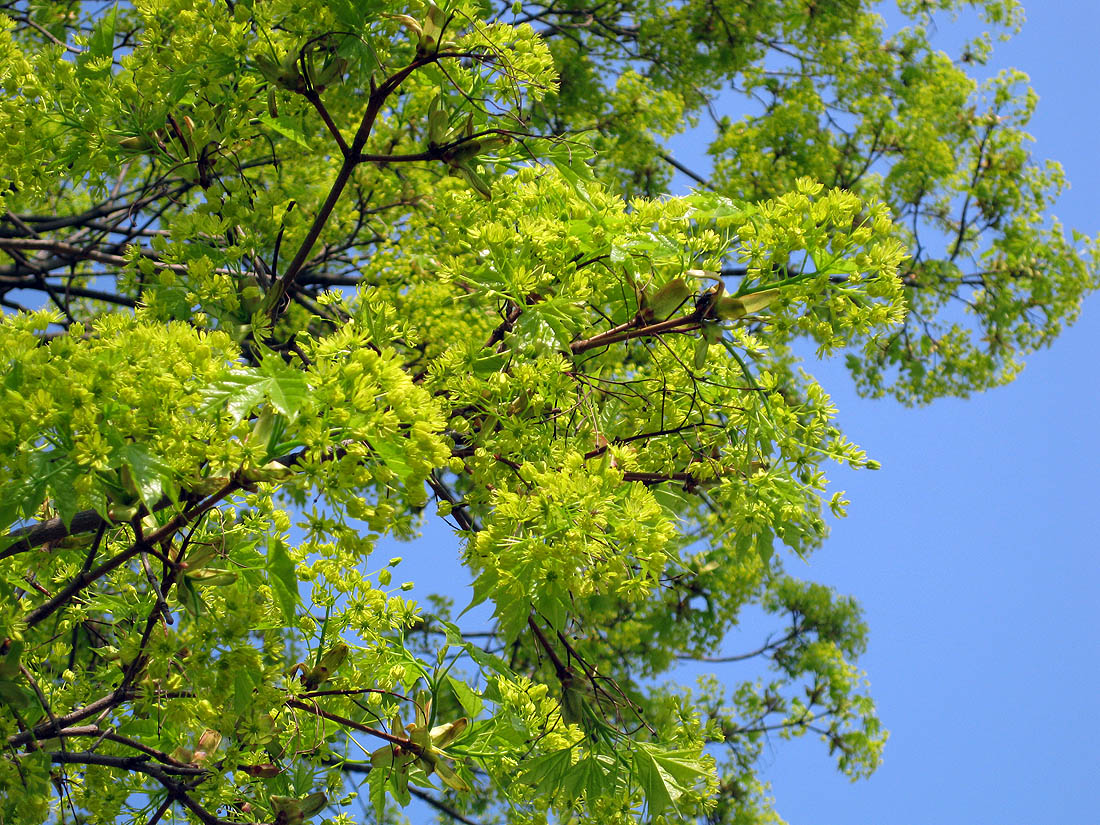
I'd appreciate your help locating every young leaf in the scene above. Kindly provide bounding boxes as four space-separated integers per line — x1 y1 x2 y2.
118 444 177 510
647 277 693 320
266 537 300 623
715 288 782 321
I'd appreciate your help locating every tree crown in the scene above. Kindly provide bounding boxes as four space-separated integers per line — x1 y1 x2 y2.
0 0 1094 823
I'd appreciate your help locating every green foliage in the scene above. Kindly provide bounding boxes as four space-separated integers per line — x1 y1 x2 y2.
0 0 1093 823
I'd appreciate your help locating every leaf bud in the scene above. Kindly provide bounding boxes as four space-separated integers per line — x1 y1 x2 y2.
648 277 693 320
714 288 781 321
118 134 155 151
242 762 280 778
187 569 238 587
196 728 223 755
390 14 424 39
107 503 140 523
454 161 492 200
317 643 348 674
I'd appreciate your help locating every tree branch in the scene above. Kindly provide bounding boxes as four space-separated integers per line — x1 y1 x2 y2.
658 151 715 190
45 752 234 825
267 56 436 321
22 477 242 629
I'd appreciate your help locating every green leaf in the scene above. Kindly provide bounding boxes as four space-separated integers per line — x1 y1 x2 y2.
561 754 610 801
632 744 678 817
118 444 177 510
87 7 119 60
649 746 713 787
176 575 205 617
367 758 390 821
370 433 413 480
611 232 681 265
266 537 300 623
256 114 313 148
631 744 712 818
0 640 24 678
542 139 595 204
201 360 307 422
258 356 308 419
471 351 507 378
201 371 268 421
693 335 710 369
232 668 257 716
0 678 33 710
447 676 484 717
442 622 510 675
0 476 47 541
684 193 755 226
518 748 575 799
51 462 81 529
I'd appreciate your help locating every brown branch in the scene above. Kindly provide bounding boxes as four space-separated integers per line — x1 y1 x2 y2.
1 448 309 560
526 614 570 681
3 184 191 234
0 237 254 281
0 237 135 268
569 311 701 354
22 477 242 629
428 472 481 533
46 751 170 773
1 508 117 560
356 149 439 164
285 698 420 752
303 89 349 157
582 422 721 459
45 752 234 825
10 14 84 54
658 151 715 190
0 277 139 307
29 725 204 771
268 56 435 321
676 629 800 663
621 470 701 487
7 689 134 749
485 302 524 349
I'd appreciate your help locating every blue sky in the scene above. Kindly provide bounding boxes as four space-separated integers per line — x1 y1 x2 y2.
750 5 1100 823
391 4 1099 823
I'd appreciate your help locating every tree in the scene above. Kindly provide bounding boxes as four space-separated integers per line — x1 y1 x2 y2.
0 0 1094 822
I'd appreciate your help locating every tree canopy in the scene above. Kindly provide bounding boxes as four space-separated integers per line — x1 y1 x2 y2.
0 0 1095 823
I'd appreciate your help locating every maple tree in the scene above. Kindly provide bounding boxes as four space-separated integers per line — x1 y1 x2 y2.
0 0 1095 823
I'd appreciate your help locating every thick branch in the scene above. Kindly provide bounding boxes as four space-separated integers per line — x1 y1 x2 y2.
285 698 420 753
570 311 701 354
268 57 435 320
22 477 242 629
7 689 134 749
2 449 307 560
45 752 234 825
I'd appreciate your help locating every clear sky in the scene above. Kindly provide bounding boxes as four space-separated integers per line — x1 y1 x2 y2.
746 5 1100 823
391 3 1099 823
